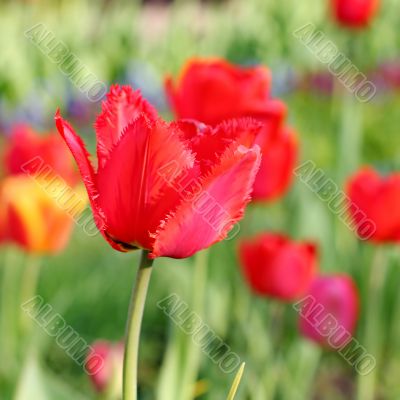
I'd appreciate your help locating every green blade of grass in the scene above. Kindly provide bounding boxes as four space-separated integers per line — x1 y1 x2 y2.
226 363 245 400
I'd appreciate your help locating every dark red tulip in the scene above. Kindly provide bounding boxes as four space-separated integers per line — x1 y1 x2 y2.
166 58 296 202
297 275 359 348
86 341 124 393
331 0 380 28
239 233 317 301
56 85 262 258
347 167 400 242
3 124 78 185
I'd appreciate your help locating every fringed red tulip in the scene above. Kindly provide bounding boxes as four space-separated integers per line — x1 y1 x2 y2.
56 85 262 258
331 0 380 28
346 167 400 242
239 233 317 301
297 275 359 348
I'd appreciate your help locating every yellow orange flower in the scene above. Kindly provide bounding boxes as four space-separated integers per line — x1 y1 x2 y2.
0 175 86 254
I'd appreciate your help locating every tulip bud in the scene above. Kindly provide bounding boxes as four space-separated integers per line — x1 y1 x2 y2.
331 0 380 29
86 340 124 394
346 167 400 243
239 233 317 301
297 275 359 348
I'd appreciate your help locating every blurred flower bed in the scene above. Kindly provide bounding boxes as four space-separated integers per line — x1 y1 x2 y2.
1 0 400 399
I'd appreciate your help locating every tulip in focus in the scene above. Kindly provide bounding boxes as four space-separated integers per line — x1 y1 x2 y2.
166 58 297 202
346 167 400 242
56 85 262 258
239 233 317 301
86 340 124 394
331 0 380 28
297 275 359 348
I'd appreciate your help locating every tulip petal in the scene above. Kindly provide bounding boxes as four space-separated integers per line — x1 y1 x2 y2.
176 118 262 174
55 111 123 250
151 143 261 258
165 58 282 126
347 167 400 241
5 124 78 185
96 114 195 250
94 85 158 166
252 126 298 201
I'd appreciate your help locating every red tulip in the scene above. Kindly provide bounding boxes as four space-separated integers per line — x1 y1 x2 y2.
252 125 298 201
56 85 262 258
165 58 286 128
3 124 78 185
331 0 380 28
86 341 124 393
346 167 400 242
166 58 296 202
239 233 317 301
297 275 359 348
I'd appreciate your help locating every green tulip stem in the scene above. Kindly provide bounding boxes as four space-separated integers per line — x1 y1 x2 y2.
123 250 154 400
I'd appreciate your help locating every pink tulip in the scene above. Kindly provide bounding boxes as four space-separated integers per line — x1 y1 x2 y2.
296 275 359 348
86 340 124 393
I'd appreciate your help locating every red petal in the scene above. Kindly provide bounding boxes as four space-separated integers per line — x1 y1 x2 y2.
176 118 262 174
252 126 298 201
347 167 400 241
166 58 281 126
4 124 78 185
55 111 124 251
151 143 261 258
94 85 158 167
96 114 195 250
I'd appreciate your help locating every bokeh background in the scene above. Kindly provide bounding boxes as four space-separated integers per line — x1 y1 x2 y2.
1 0 400 399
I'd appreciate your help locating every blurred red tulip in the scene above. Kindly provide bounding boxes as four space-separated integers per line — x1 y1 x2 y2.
86 340 124 393
346 167 400 242
165 58 286 128
239 233 317 301
0 175 85 254
3 124 78 185
166 58 296 202
56 85 262 258
297 275 359 348
331 0 380 28
252 126 298 201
